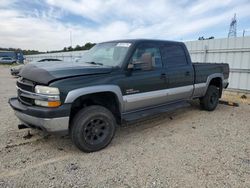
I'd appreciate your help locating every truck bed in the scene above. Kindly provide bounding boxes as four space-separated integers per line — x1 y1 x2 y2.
193 62 229 84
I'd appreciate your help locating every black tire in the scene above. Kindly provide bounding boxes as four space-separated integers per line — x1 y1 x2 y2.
200 85 220 111
70 105 116 152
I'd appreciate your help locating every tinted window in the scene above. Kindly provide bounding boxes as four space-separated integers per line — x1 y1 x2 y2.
161 44 187 67
131 45 162 70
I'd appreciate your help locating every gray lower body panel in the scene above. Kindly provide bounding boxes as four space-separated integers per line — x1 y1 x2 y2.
15 110 69 134
123 85 194 112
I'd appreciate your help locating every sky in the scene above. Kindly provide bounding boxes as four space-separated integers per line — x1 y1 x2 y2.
0 0 250 51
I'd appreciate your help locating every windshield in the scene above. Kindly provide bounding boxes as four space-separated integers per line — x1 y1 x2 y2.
77 42 131 67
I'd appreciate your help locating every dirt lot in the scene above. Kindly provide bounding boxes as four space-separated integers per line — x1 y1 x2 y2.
0 65 249 187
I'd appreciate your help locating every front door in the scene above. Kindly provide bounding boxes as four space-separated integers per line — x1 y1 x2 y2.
121 42 167 112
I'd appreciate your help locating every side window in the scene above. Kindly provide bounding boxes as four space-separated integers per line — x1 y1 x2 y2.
161 44 187 68
131 45 162 70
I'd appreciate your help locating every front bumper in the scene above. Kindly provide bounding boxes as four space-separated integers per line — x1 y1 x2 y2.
9 98 71 134
10 69 19 76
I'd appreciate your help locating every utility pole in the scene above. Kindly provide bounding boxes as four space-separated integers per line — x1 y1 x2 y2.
70 31 72 47
228 13 237 38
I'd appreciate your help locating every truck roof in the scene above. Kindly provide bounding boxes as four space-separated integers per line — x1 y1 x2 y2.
100 39 184 45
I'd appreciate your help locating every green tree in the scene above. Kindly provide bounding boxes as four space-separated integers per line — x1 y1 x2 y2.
75 45 81 51
84 42 96 50
67 46 73 51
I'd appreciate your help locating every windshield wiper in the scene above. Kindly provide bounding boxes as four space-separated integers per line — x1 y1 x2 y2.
85 61 103 66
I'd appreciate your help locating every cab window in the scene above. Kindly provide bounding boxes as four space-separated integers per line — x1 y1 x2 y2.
161 44 188 68
130 45 162 70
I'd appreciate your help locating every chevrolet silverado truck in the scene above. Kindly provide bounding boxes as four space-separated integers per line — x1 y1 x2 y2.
9 39 229 152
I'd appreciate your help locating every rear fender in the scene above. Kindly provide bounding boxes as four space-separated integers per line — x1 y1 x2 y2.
194 73 224 97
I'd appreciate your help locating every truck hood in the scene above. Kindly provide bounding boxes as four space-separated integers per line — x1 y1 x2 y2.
19 61 112 85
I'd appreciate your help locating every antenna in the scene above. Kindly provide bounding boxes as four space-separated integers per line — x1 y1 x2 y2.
228 13 237 38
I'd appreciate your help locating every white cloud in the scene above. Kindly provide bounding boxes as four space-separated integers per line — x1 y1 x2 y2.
0 0 250 51
188 0 233 15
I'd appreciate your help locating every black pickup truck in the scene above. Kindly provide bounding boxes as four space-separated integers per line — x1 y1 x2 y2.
9 39 229 152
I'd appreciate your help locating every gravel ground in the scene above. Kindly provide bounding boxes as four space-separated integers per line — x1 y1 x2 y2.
0 65 249 188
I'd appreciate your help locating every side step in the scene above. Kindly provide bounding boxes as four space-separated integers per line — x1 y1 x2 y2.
122 101 190 122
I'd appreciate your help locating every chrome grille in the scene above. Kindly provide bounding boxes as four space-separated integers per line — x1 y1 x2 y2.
17 77 35 105
17 77 34 92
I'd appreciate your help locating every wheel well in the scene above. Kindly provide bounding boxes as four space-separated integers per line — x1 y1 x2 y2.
209 77 222 97
69 92 121 128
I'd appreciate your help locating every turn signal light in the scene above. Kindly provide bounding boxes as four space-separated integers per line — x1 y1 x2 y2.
48 101 61 107
35 100 61 107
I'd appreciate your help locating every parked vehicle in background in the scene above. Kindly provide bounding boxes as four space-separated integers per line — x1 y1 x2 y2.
9 39 229 153
10 58 62 77
0 57 16 64
10 64 24 77
0 50 24 64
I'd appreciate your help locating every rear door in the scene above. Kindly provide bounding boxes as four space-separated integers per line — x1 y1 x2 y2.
160 43 194 102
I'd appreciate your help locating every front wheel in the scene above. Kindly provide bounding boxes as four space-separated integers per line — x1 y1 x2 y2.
70 105 116 152
200 85 220 111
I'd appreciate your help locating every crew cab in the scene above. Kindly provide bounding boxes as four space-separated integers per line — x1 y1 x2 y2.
9 39 229 152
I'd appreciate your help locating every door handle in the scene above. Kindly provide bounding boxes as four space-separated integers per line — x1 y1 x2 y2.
160 73 167 79
185 71 190 76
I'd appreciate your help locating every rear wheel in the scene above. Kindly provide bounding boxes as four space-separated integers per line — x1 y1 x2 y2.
200 85 220 111
70 105 116 152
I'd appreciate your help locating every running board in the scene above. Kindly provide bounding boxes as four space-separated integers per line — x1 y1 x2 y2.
122 101 190 122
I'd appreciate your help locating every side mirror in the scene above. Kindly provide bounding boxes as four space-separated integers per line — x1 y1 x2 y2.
127 63 134 70
133 53 154 71
127 53 153 71
128 61 153 71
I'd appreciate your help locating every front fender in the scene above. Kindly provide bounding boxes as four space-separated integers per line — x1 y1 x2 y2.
64 85 124 112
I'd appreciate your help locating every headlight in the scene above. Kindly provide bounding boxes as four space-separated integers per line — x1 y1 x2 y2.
35 85 60 95
34 85 61 107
